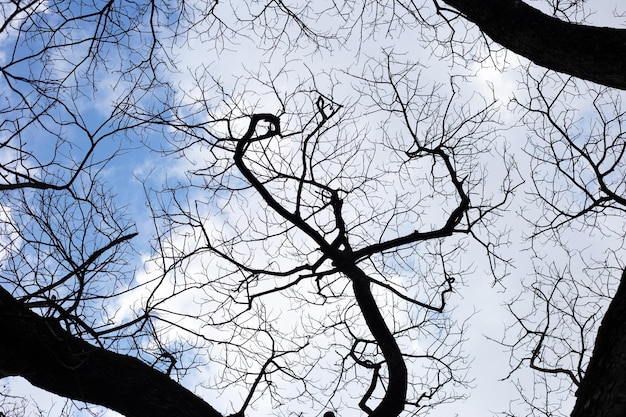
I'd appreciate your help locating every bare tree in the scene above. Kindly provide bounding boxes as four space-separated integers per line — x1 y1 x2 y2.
499 71 626 416
1 1 626 417
136 60 510 416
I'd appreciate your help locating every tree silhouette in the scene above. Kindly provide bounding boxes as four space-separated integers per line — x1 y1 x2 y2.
0 1 625 417
442 0 626 89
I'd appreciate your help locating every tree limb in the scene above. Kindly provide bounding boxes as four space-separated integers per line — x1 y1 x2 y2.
0 285 223 417
443 0 626 90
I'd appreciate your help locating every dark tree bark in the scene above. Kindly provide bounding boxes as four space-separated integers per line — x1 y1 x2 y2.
570 268 626 417
443 0 626 90
348 265 407 417
0 286 223 417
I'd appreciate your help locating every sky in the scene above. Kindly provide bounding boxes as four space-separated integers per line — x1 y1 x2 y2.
1 1 626 416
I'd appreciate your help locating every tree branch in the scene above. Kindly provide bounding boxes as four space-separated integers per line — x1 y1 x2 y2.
443 0 626 90
0 285 223 417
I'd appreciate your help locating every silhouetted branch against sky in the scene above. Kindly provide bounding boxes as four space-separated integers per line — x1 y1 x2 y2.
1 1 626 417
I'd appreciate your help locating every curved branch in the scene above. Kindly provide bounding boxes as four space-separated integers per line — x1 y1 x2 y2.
234 114 409 416
443 0 626 90
233 114 333 253
344 264 408 417
353 147 469 261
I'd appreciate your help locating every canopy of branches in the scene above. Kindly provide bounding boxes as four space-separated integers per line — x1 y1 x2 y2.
1 1 626 417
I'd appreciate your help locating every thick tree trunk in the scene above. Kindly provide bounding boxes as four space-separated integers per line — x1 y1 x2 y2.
349 266 408 417
0 285 223 417
570 268 626 417
443 0 626 90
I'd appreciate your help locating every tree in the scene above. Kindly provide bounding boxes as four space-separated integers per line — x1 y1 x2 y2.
500 71 626 417
0 1 625 417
